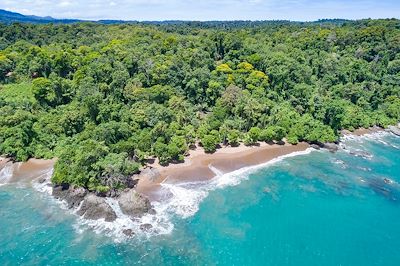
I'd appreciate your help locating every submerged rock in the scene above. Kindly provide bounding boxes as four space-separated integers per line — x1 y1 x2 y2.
349 150 372 159
118 189 152 217
77 194 117 222
122 229 135 237
140 223 153 231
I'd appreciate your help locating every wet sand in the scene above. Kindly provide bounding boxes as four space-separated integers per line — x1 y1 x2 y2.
136 142 310 199
0 125 391 199
0 157 55 184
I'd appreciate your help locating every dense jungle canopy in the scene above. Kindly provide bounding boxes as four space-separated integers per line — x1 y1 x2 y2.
0 20 399 192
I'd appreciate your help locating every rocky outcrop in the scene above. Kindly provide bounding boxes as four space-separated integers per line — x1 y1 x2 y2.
77 194 117 222
52 184 87 209
310 144 321 150
51 185 153 223
118 189 152 217
388 125 400 136
322 142 339 152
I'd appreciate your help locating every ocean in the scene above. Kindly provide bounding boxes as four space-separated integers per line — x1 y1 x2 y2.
0 132 399 265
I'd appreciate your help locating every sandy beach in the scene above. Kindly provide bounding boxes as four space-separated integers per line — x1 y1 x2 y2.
136 142 310 199
0 157 55 185
0 126 390 198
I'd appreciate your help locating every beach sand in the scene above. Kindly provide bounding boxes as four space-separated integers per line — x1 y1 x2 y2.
0 157 55 185
136 142 310 200
0 126 389 199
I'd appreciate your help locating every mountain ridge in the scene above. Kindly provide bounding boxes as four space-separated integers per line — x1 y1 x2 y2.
0 9 355 25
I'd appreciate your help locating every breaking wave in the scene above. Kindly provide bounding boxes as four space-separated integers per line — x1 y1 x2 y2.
0 162 14 186
28 148 315 242
153 148 315 223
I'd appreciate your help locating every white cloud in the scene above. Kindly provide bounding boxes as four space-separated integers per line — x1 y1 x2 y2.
59 1 72 7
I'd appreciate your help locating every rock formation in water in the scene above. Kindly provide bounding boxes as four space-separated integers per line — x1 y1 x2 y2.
77 194 117 222
321 142 339 152
52 184 153 224
118 189 152 217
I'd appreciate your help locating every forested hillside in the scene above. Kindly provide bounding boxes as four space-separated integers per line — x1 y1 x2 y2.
0 20 399 192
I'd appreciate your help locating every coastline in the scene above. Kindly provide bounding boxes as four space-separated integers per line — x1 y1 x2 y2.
136 142 310 200
0 157 55 185
136 125 396 200
0 125 398 239
0 125 391 192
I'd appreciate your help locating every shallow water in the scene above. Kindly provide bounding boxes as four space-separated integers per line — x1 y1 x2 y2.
1 132 399 265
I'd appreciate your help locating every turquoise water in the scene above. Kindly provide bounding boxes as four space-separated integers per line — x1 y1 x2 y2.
1 133 400 265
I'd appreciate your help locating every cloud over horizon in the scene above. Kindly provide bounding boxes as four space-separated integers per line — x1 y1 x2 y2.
1 0 399 21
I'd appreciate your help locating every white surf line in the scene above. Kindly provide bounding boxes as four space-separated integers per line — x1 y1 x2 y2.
0 162 15 186
157 148 315 222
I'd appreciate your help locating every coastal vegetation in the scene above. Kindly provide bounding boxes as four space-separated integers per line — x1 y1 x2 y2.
0 20 399 192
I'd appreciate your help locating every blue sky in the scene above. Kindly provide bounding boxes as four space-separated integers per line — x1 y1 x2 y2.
1 0 399 21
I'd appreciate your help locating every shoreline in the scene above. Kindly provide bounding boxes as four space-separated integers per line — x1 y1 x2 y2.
136 142 310 200
0 125 392 192
136 125 394 200
0 125 398 238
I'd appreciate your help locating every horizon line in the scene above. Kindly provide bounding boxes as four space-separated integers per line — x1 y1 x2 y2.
1 8 398 23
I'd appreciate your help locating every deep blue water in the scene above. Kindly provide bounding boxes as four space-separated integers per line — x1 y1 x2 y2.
1 132 399 265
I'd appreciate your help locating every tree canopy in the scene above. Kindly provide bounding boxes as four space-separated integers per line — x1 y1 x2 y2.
0 19 399 192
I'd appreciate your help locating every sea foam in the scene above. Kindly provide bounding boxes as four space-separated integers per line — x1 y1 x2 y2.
30 148 315 242
153 148 315 223
72 197 174 243
0 162 14 186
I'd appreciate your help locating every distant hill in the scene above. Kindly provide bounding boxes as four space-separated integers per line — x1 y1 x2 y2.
0 9 81 24
0 9 352 26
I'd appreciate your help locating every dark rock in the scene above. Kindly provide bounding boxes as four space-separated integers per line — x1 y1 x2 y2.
118 189 152 217
349 150 372 159
126 177 139 189
122 229 135 237
140 223 153 231
37 176 47 183
384 178 393 185
95 190 107 197
77 194 117 222
323 143 339 152
52 185 87 209
105 189 122 198
310 144 321 150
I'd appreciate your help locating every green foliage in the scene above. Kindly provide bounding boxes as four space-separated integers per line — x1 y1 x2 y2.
201 134 220 153
260 126 286 142
1 20 399 189
0 83 36 108
52 139 139 192
227 129 240 146
245 127 261 145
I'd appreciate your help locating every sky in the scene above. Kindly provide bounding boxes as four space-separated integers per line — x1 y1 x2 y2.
0 0 399 21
